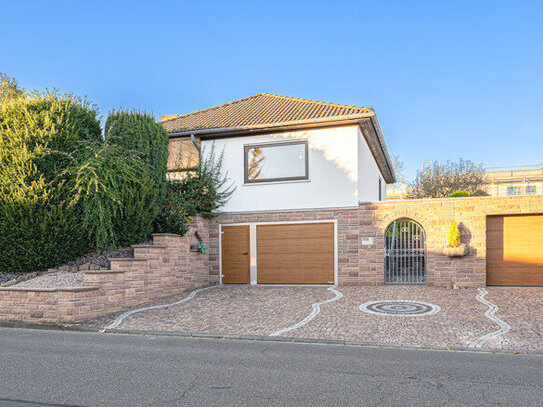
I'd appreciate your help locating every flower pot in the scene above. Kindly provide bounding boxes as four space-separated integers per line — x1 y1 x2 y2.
444 243 468 257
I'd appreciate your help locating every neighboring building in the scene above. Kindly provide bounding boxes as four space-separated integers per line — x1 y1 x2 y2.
483 165 543 197
386 182 410 200
160 93 395 285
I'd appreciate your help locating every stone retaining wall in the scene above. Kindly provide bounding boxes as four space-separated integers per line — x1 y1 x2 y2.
0 217 210 324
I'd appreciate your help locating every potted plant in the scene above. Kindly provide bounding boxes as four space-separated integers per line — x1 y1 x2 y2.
444 222 468 257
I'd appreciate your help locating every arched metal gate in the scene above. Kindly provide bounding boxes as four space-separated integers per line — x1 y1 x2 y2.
384 218 426 284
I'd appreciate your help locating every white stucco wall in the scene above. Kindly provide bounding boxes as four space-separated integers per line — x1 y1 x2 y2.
357 126 387 203
201 124 387 212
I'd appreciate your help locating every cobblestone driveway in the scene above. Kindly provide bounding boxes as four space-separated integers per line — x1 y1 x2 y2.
90 285 543 352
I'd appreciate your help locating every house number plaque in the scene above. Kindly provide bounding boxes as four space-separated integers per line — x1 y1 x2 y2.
361 237 374 246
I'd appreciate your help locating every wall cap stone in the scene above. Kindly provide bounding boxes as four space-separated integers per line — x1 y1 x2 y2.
151 233 184 238
132 244 167 249
84 270 127 275
0 286 100 293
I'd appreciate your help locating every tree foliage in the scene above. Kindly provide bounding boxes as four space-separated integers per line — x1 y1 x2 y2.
155 144 235 235
0 91 101 272
409 159 486 198
65 141 148 249
102 110 169 246
391 154 407 184
0 72 24 104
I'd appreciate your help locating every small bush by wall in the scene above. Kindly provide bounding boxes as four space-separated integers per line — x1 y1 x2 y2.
450 190 470 198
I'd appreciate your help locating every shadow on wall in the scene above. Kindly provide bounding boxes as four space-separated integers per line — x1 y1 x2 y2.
272 131 358 182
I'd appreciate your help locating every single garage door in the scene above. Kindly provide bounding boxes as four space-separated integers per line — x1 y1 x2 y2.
221 225 250 284
256 223 335 284
487 214 543 286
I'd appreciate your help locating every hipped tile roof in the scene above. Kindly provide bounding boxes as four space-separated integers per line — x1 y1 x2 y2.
160 93 373 134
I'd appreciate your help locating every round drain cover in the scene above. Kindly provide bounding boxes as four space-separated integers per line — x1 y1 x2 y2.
359 300 440 317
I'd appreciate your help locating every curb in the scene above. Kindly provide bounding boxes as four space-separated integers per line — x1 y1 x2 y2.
0 320 101 333
1 321 542 356
103 329 542 355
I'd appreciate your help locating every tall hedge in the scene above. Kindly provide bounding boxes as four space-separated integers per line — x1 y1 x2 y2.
103 110 168 246
105 110 168 187
0 92 101 272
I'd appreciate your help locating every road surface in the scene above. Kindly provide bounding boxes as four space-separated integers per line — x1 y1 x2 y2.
0 328 542 406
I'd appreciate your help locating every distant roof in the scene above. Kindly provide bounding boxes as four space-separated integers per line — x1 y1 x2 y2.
159 93 374 135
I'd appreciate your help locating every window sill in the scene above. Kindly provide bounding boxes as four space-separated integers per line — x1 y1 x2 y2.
243 179 311 187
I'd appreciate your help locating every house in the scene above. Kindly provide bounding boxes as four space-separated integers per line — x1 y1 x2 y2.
161 94 543 288
483 165 543 197
160 93 395 285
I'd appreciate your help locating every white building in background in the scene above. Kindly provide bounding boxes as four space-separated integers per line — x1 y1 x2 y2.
483 165 543 197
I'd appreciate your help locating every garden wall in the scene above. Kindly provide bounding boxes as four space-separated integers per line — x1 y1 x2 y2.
359 196 543 287
0 216 210 324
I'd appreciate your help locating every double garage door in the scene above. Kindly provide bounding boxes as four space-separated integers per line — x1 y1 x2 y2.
487 214 543 286
221 222 335 284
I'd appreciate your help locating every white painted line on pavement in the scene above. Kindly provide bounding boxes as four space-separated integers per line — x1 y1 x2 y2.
468 287 511 349
269 286 343 337
104 285 219 330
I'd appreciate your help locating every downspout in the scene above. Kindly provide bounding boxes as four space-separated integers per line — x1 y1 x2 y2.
190 134 201 169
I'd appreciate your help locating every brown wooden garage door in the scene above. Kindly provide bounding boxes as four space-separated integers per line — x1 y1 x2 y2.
221 225 250 284
487 214 543 286
256 223 335 284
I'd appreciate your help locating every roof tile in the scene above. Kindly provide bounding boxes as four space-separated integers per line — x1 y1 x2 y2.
160 93 372 134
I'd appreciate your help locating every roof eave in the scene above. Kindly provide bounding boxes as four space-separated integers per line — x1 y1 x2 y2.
366 114 397 183
165 113 374 138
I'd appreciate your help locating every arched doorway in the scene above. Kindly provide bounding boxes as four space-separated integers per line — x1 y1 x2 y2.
384 218 426 284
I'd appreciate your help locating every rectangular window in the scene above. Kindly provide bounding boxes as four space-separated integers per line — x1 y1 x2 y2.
244 141 308 183
507 186 521 196
379 178 382 201
525 185 537 195
167 137 199 171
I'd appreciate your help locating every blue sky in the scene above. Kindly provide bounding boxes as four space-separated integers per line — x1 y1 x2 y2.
1 0 542 180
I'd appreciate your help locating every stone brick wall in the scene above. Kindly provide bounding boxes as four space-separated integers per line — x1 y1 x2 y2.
0 216 211 324
3 197 542 325
359 196 543 287
209 208 360 285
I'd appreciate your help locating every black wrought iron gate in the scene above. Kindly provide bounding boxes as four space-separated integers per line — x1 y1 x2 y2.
384 218 426 284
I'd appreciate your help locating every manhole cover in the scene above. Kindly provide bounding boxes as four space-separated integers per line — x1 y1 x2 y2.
359 300 441 317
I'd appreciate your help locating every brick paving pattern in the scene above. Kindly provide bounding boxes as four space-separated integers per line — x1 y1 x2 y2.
88 285 543 352
108 286 330 336
290 286 494 348
483 288 543 351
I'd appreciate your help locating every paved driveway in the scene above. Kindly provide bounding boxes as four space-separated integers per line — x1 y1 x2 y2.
89 285 543 352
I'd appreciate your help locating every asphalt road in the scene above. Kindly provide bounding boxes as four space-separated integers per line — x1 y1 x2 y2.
0 328 542 406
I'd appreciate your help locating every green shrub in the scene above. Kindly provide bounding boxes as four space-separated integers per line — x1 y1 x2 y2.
447 222 461 248
65 141 149 250
0 92 100 272
105 110 168 186
102 110 169 246
449 190 470 198
155 144 235 234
